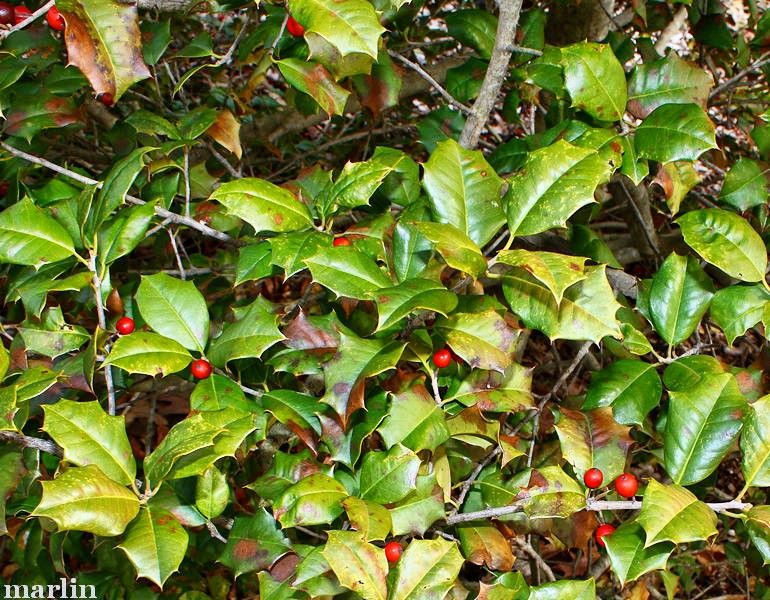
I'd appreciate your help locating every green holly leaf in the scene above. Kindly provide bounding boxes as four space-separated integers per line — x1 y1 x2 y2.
342 497 392 542
604 521 674 585
235 241 273 285
665 372 746 485
136 273 210 352
103 332 192 377
619 136 649 185
635 104 717 162
287 0 384 58
276 59 350 116
0 197 77 267
209 178 313 233
190 374 252 412
504 140 613 237
369 278 458 332
219 509 291 577
741 395 770 489
305 246 392 299
529 580 595 600
677 209 768 283
627 54 713 119
496 250 588 304
98 201 155 268
710 284 770 345
422 139 504 247
746 506 770 565
0 447 25 535
359 444 420 504
388 473 445 536
637 479 717 546
207 297 285 367
560 42 627 121
553 406 633 485
457 521 514 571
378 379 449 453
444 9 497 59
648 253 714 345
435 310 519 372
4 95 79 142
583 359 662 426
42 400 136 486
270 231 329 278
118 504 188 588
31 465 140 537
719 158 768 211
388 539 464 600
274 473 348 528
57 0 150 100
195 466 229 519
446 362 533 412
658 160 701 215
516 466 586 519
323 531 388 600
409 221 487 278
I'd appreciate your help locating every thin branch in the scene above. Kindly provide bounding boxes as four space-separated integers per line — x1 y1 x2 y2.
504 45 543 56
89 252 116 415
654 6 688 54
450 446 502 516
0 431 62 456
212 18 248 67
514 538 556 582
0 141 233 243
0 0 54 41
387 50 471 114
205 520 228 543
459 0 524 148
709 51 770 99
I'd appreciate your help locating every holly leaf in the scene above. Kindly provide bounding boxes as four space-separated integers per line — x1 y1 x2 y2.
219 509 291 577
323 531 388 600
273 473 348 527
206 109 242 159
270 231 329 278
276 59 350 116
359 444 420 504
103 332 192 376
42 400 136 486
627 54 713 119
388 539 464 600
207 297 285 367
409 221 487 278
741 395 770 489
496 249 588 304
435 310 519 372
719 158 768 210
446 363 533 412
287 0 384 59
637 479 717 546
515 466 586 519
529 580 595 600
635 104 717 162
583 359 662 426
677 209 768 282
4 95 79 141
422 139 505 247
305 247 392 299
136 273 210 352
343 497 392 542
31 465 140 536
553 406 633 485
457 521 514 571
388 474 445 536
604 521 674 585
57 0 150 100
560 42 627 121
648 253 714 345
746 506 770 565
209 178 313 234
710 284 770 345
195 466 229 519
504 140 613 237
378 379 449 453
370 278 458 332
118 505 188 588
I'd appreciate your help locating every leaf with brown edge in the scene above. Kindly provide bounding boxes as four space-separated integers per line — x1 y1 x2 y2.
5 95 80 142
58 0 150 101
207 109 242 160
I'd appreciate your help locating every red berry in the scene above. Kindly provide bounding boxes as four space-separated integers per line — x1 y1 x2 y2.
0 2 14 25
432 348 452 368
333 236 351 247
0 181 8 197
583 467 603 489
45 5 64 30
384 541 402 563
614 473 638 498
286 15 304 37
595 524 615 548
99 92 114 106
13 6 31 25
115 317 135 335
191 359 212 379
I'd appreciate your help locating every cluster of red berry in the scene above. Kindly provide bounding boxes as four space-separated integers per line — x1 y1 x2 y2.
115 316 213 380
0 2 63 30
583 468 639 548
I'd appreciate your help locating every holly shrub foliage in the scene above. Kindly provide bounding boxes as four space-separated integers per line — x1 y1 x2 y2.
1 0 770 597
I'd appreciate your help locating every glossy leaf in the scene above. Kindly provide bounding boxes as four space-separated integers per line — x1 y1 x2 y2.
273 473 348 527
515 466 586 519
207 297 284 367
637 479 717 546
457 521 514 571
409 221 487 278
388 539 464 600
370 278 457 331
305 247 392 299
103 332 192 377
605 521 674 585
388 474 444 536
719 158 768 210
342 497 391 542
635 104 717 162
136 273 210 352
435 310 518 372
378 379 449 453
741 395 770 489
323 531 387 600
31 465 140 536
446 362 533 412
422 139 505 247
677 209 767 282
118 505 188 588
528 579 594 599
560 42 627 121
276 59 350 116
42 400 136 486
445 9 497 59
0 197 76 267
195 466 229 519
270 231 329 278
746 506 770 565
505 140 613 237
219 509 291 577
648 253 714 345
359 444 420 504
583 359 662 426
710 284 770 345
496 249 587 304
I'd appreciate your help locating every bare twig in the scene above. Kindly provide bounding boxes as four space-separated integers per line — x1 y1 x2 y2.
0 141 233 243
0 0 54 41
206 520 228 543
387 50 471 114
450 446 502 516
89 252 116 415
0 431 62 456
212 19 248 67
710 51 770 99
459 0 524 148
514 538 556 582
